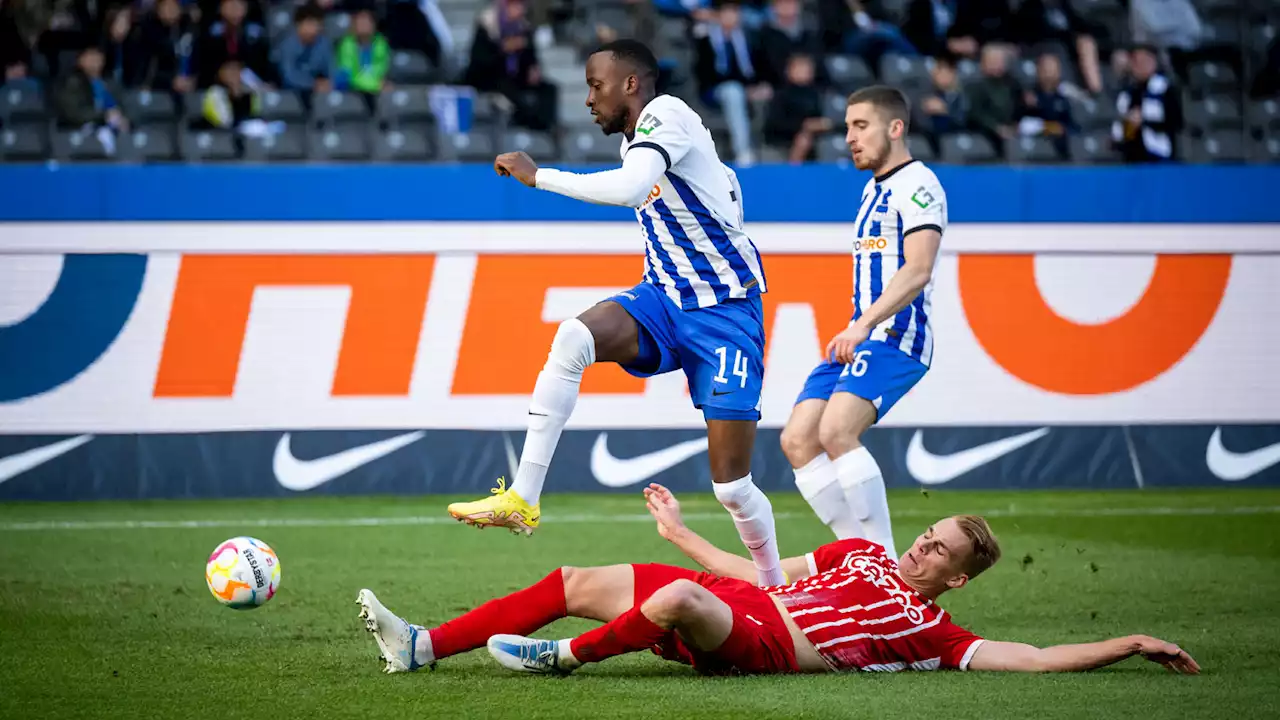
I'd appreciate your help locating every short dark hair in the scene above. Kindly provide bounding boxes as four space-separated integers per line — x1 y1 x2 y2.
294 2 323 23
847 85 911 130
593 39 659 84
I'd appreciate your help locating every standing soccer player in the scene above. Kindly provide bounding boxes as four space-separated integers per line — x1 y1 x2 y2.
779 87 946 557
448 39 785 587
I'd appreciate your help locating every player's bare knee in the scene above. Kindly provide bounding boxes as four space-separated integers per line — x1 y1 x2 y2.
642 579 705 625
780 421 823 467
818 413 864 458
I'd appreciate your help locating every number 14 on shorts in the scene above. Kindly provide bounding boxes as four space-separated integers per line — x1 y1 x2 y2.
714 346 749 388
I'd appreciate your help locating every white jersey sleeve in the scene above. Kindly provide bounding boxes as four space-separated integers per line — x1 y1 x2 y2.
723 164 745 226
896 172 947 237
623 95 696 171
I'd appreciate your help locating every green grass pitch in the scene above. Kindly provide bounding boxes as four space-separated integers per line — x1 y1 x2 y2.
2 489 1279 720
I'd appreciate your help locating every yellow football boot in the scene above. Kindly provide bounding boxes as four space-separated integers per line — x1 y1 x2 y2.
447 478 540 536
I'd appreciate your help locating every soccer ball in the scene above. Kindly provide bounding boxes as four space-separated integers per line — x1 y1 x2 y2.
205 536 281 609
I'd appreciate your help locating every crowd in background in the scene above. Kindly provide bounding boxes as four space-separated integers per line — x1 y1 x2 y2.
1 0 1277 162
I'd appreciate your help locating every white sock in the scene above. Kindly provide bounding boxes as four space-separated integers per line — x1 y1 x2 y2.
509 319 596 506
556 638 581 669
713 474 785 586
793 453 862 539
412 624 435 665
833 447 897 557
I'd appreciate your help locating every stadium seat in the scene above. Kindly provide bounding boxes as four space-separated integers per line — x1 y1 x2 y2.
181 129 239 161
1005 135 1063 164
1203 18 1241 44
372 128 434 161
267 6 292 42
561 126 619 163
825 55 873 92
324 12 350 41
439 128 497 161
502 129 556 160
0 124 47 160
1 82 46 123
1013 58 1038 87
1248 134 1280 163
1188 62 1239 93
242 125 308 161
906 134 935 162
823 91 847 124
309 124 371 161
940 132 998 164
1246 98 1280 136
180 91 206 125
378 86 434 125
1068 131 1120 163
1187 95 1243 132
880 55 930 94
260 90 308 122
1070 95 1114 131
121 89 176 125
312 91 370 124
1185 131 1246 163
51 129 116 162
816 133 850 162
388 51 434 85
122 125 178 161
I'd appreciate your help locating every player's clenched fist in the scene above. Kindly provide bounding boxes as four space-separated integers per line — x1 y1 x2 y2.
494 151 538 187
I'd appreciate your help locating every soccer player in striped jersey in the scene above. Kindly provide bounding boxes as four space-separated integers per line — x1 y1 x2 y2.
447 39 785 588
357 484 1200 677
780 86 947 558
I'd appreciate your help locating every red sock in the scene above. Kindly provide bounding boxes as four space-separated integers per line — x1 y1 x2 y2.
429 568 567 660
569 605 668 664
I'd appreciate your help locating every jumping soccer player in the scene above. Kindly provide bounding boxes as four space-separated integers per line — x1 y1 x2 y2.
779 86 947 558
447 39 784 587
357 484 1200 677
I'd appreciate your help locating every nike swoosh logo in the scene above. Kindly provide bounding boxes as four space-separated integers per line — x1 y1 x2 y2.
590 432 709 488
906 428 1050 485
1206 427 1280 482
0 435 94 484
273 431 426 492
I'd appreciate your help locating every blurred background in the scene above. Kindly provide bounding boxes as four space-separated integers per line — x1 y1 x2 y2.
0 0 1277 163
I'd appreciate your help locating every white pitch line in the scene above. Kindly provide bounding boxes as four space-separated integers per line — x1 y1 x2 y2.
1 505 1279 532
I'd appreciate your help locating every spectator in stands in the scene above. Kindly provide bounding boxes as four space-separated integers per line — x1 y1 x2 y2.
277 3 332 101
1013 0 1103 95
1112 44 1181 163
464 0 558 131
900 0 956 59
947 0 1016 59
201 57 282 141
817 0 915 67
101 6 140 87
196 0 274 88
759 0 827 88
1017 52 1076 158
1130 0 1237 84
694 0 770 165
386 0 453 70
964 43 1020 146
1 0 32 81
918 54 967 145
34 0 99 78
53 45 130 153
335 8 391 112
764 53 829 162
129 0 196 93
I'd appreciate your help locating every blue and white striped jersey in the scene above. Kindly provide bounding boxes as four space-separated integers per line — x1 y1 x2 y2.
621 95 767 311
852 160 947 366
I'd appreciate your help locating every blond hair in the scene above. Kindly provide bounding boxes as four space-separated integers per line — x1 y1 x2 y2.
954 515 1001 579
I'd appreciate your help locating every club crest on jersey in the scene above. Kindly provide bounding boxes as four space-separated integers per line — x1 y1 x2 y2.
636 113 663 136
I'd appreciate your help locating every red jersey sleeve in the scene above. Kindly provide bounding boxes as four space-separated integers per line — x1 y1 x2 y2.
805 538 881 576
928 613 985 670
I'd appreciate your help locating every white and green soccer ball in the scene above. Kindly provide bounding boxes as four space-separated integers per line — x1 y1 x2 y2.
205 536 281 609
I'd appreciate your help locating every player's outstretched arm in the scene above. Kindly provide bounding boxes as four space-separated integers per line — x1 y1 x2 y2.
493 146 667 208
644 484 811 585
967 636 1200 674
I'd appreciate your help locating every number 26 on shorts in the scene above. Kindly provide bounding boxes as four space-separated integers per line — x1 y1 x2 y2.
839 350 872 378
714 346 749 388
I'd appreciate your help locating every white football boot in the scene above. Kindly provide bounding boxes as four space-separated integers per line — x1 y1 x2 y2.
486 634 574 675
356 589 432 673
